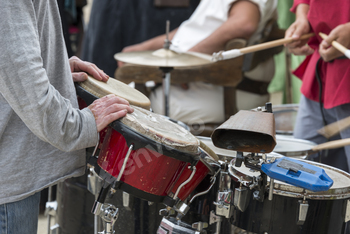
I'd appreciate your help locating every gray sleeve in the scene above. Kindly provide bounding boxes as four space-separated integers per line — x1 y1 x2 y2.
0 1 98 151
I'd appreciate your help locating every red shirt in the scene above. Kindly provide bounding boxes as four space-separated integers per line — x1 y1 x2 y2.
291 0 350 109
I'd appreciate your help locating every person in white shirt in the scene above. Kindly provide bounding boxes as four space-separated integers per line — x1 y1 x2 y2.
120 0 277 127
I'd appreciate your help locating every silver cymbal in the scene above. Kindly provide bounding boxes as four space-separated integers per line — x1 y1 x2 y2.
114 48 213 68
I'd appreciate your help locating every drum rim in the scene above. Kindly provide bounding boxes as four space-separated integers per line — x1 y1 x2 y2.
229 157 350 199
79 76 151 109
274 135 316 157
121 106 200 155
196 136 237 160
198 150 221 175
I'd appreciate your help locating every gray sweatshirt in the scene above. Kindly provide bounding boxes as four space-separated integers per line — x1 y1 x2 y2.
0 0 98 204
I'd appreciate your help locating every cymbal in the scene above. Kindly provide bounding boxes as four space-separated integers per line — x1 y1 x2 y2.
114 48 213 68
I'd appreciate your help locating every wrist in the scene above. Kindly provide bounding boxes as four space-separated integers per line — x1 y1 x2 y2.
295 3 309 21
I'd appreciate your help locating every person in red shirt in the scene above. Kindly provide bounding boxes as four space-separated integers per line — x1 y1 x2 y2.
285 0 350 173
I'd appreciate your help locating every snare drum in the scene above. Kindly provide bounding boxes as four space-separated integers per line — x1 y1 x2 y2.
97 106 201 203
274 134 316 159
229 156 350 234
273 104 298 135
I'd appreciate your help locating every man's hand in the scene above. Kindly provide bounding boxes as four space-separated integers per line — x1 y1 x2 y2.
319 23 350 62
88 94 134 132
69 56 109 82
285 4 314 56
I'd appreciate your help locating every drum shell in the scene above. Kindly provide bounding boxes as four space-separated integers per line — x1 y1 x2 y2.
230 182 347 234
170 161 209 201
98 127 187 202
229 159 349 234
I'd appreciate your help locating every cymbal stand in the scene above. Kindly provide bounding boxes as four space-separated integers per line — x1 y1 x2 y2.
160 66 173 116
91 143 134 234
161 20 173 116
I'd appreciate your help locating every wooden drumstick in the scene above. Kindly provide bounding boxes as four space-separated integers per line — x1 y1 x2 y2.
318 116 350 139
212 33 315 61
311 138 350 152
319 32 350 59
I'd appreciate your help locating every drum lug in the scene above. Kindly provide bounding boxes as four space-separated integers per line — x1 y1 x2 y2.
233 186 250 212
297 200 309 225
122 192 133 211
345 199 350 222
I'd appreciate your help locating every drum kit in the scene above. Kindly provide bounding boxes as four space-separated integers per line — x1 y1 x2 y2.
72 70 350 234
68 31 350 234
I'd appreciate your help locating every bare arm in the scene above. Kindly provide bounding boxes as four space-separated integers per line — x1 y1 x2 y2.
122 28 179 52
189 0 260 54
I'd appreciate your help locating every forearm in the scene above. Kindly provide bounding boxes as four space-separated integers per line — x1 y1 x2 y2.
189 1 260 54
295 3 309 22
129 28 179 51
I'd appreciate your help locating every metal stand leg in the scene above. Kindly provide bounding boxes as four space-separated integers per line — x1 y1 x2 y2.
92 145 134 234
160 67 174 116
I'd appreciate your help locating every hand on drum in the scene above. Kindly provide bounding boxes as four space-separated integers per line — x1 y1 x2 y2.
319 23 350 62
69 56 109 82
88 94 134 132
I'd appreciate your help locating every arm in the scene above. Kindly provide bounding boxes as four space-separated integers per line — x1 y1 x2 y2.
0 1 132 151
189 0 260 54
285 3 314 55
319 23 350 62
122 28 179 52
117 28 178 67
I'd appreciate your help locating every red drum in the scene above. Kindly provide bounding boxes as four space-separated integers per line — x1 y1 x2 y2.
168 141 220 202
76 75 152 148
97 106 201 203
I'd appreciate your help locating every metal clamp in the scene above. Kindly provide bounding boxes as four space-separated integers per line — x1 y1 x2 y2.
98 204 119 234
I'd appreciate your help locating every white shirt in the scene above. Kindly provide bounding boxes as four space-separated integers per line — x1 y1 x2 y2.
151 0 277 124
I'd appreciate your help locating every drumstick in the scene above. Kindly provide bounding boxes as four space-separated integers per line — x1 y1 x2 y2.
319 32 350 59
318 116 350 139
212 33 315 61
311 138 350 152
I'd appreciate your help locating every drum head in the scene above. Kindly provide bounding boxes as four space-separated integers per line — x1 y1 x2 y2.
79 76 151 109
197 136 237 161
121 106 199 154
273 135 316 159
229 156 350 199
